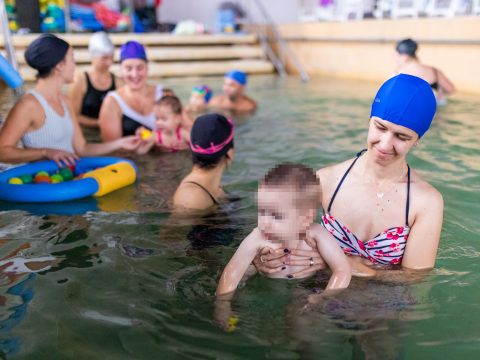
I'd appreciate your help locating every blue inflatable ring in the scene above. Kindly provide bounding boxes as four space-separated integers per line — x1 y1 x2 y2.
0 157 136 203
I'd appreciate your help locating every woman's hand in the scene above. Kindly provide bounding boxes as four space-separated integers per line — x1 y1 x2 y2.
115 136 142 151
44 148 79 167
252 247 288 275
286 248 327 279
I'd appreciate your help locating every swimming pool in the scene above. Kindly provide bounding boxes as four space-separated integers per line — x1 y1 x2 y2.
0 75 479 359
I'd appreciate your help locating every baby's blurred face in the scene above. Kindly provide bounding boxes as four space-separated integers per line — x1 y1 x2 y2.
257 186 306 243
189 92 206 110
154 104 181 131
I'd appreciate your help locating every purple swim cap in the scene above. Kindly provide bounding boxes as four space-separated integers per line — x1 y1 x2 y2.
120 41 147 62
370 74 436 138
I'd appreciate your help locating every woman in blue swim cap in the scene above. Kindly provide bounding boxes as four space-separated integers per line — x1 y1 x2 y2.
395 38 455 105
255 74 444 277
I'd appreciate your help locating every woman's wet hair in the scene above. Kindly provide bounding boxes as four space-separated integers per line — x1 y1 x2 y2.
396 38 418 58
156 95 182 115
24 34 70 78
190 114 234 169
261 163 321 209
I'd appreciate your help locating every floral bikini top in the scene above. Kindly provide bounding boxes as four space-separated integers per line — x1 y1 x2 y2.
321 150 411 265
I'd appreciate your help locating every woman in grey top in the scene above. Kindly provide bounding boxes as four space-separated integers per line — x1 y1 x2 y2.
0 34 140 167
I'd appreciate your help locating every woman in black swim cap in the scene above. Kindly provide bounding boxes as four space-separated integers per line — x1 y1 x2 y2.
172 113 235 211
0 34 140 166
395 38 455 104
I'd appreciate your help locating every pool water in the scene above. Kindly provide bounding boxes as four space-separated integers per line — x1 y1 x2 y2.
0 75 479 359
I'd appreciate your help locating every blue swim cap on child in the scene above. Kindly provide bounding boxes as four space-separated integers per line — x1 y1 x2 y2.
225 70 247 85
370 74 436 138
120 41 147 62
193 85 213 103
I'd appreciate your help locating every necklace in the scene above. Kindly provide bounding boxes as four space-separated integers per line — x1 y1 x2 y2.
375 167 407 199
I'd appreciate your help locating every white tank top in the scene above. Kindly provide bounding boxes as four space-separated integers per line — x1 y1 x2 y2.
105 85 163 130
22 90 75 153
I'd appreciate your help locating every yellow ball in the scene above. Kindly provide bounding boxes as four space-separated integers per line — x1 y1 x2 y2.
141 129 152 140
8 177 23 185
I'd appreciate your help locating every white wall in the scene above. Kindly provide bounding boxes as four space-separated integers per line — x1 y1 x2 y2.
158 0 300 30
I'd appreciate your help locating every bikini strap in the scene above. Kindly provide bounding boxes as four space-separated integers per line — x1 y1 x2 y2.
184 181 219 205
327 149 367 213
406 164 411 227
157 129 163 145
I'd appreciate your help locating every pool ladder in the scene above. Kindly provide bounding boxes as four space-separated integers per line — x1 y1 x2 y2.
247 0 310 83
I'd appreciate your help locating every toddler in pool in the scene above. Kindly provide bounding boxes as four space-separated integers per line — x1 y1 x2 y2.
186 85 213 113
137 95 191 153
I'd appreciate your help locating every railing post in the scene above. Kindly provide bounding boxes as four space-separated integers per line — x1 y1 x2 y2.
0 0 23 97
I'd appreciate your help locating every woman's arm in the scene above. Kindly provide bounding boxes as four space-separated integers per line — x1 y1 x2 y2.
70 103 140 156
67 72 98 128
436 68 455 95
216 228 262 296
402 188 443 270
98 95 123 141
0 95 77 165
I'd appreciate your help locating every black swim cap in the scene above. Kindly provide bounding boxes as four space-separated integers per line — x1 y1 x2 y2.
190 113 234 160
396 38 418 57
25 34 70 76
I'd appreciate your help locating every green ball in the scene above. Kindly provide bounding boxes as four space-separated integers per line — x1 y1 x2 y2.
59 168 73 180
20 174 33 184
50 174 64 183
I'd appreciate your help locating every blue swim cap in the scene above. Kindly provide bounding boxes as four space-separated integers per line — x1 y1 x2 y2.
371 74 436 138
193 85 213 103
225 70 247 85
120 41 147 62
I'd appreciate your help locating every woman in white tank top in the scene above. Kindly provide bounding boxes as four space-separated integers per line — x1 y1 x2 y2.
0 34 141 167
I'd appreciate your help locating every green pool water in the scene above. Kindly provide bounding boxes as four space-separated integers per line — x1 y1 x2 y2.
0 75 479 359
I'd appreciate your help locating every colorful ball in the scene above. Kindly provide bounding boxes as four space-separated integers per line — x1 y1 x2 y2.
141 129 152 140
59 168 73 180
36 171 49 177
8 177 23 185
50 174 64 183
34 175 51 184
19 174 33 184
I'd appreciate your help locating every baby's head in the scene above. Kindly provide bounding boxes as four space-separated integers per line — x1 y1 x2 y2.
257 163 321 242
189 85 212 111
154 95 183 131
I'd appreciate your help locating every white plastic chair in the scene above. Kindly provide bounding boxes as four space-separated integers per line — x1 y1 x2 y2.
335 0 365 21
424 0 464 17
374 0 393 19
391 0 424 18
473 0 480 14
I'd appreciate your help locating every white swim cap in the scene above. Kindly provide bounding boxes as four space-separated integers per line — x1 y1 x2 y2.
88 32 115 57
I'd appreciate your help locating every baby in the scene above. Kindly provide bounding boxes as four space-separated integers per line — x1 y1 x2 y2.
137 95 191 153
186 85 212 113
217 163 353 296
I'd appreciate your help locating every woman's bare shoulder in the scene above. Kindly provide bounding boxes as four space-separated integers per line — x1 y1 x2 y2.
410 169 444 207
316 157 355 182
172 181 216 211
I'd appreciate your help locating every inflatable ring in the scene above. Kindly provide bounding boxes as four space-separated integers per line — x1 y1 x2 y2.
0 157 137 203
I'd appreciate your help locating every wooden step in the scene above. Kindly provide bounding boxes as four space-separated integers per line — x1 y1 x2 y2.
11 45 264 64
18 59 274 81
0 33 259 48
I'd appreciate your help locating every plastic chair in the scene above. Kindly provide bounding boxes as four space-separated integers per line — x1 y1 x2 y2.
424 0 465 17
391 0 424 18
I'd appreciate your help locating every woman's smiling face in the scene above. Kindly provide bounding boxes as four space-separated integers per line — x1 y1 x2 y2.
121 59 148 90
367 117 418 163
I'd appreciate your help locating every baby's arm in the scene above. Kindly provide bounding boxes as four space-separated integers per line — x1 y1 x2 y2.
216 228 263 296
309 223 351 290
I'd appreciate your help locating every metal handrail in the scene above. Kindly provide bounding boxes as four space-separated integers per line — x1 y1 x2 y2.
0 0 23 97
250 0 309 82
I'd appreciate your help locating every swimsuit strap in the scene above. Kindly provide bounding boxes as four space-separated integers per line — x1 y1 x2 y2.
406 164 411 227
184 181 219 205
157 129 163 145
110 72 116 89
176 126 181 141
85 71 92 88
327 149 367 212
